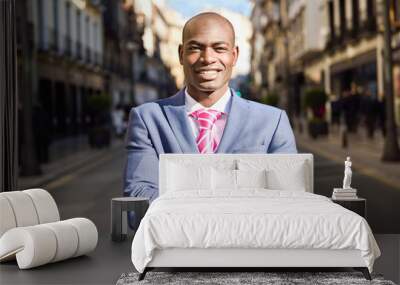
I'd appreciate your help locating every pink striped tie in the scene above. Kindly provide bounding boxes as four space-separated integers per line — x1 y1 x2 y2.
190 109 222 153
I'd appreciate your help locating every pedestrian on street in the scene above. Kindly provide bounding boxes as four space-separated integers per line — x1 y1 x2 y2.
377 96 386 136
341 90 351 131
360 90 377 139
330 95 342 127
111 104 126 138
342 83 361 133
123 12 297 205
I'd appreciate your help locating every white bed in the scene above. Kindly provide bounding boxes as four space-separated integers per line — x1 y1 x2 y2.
131 154 380 280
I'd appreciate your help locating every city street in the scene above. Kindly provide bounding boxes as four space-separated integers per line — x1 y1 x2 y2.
1 145 399 284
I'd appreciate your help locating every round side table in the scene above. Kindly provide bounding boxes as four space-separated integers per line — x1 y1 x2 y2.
111 197 149 242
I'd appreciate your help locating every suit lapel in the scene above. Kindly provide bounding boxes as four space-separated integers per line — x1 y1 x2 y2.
163 90 199 153
216 89 249 153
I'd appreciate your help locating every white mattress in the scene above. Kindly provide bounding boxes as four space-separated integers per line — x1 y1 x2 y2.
131 190 380 273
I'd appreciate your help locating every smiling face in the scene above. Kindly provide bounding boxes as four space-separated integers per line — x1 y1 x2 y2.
179 13 239 104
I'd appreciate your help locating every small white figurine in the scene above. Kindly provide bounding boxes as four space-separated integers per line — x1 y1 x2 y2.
343 156 352 189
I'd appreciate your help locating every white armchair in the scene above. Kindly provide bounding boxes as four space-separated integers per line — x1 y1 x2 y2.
0 189 97 269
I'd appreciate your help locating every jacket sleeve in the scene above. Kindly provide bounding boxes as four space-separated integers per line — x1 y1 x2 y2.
123 107 159 201
268 110 298 153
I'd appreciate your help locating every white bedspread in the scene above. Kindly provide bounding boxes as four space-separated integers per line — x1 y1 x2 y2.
131 190 380 273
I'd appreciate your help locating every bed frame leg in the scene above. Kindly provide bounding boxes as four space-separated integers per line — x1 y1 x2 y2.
138 268 148 281
354 267 371 280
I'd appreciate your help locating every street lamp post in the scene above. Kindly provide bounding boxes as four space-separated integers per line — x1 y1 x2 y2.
382 0 400 161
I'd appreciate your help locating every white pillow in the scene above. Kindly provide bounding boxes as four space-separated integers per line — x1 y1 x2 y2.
168 163 212 191
211 168 268 191
211 168 236 190
266 162 306 191
237 160 307 191
236 169 268 189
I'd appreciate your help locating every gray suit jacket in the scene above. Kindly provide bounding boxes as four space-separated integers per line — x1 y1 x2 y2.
123 88 297 200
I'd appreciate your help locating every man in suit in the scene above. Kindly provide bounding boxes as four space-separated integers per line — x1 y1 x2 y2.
124 12 297 202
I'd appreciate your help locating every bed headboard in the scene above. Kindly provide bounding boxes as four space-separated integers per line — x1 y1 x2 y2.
159 154 314 195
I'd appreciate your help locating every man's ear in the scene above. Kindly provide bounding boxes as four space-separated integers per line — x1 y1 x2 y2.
178 44 183 65
232 45 239 66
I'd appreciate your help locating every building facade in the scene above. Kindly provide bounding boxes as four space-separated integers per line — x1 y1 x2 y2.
250 0 279 99
103 0 136 107
16 0 154 175
21 0 105 168
35 0 104 138
160 7 185 89
320 0 379 98
131 0 179 105
251 0 400 125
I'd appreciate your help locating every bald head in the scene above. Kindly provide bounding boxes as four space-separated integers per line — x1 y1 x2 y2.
182 12 236 46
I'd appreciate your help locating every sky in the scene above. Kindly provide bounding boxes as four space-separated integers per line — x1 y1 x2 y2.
165 0 253 20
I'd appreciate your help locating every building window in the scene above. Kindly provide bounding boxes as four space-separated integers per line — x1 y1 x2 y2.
53 0 59 51
86 16 90 42
394 0 400 22
93 22 98 64
86 15 90 62
66 2 70 33
65 1 71 55
37 0 44 49
339 0 347 39
352 0 359 34
77 10 81 58
366 0 376 31
328 0 335 42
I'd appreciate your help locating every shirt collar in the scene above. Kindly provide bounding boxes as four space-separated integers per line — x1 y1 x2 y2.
185 87 231 114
